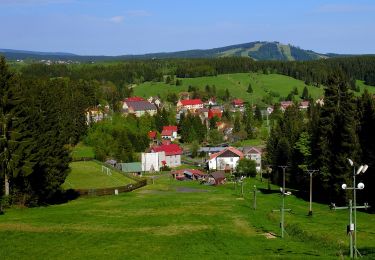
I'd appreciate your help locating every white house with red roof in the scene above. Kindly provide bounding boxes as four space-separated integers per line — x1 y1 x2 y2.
161 125 178 141
242 146 262 172
177 99 204 112
150 143 183 168
207 147 244 171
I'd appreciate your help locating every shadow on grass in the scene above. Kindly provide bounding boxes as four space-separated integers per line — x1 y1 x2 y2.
45 189 80 205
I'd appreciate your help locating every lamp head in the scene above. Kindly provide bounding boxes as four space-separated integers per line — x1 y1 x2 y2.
356 165 364 175
357 183 365 190
362 165 368 173
341 183 347 190
348 158 354 166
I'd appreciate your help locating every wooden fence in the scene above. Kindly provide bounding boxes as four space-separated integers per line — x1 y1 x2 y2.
74 179 147 197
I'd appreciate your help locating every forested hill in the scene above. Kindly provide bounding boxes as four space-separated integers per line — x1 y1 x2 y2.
0 41 347 61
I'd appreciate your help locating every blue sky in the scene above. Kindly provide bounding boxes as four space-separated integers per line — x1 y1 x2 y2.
1 0 374 55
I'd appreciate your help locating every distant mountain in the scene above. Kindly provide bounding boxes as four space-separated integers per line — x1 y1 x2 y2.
0 41 345 62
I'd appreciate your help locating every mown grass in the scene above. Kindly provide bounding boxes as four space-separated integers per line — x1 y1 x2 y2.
1 175 374 259
62 161 134 189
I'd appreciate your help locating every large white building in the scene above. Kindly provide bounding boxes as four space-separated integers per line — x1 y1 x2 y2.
141 144 183 171
207 147 244 171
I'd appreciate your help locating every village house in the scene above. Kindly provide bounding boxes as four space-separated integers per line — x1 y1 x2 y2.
141 152 162 172
177 99 204 112
299 101 310 110
232 98 244 108
150 143 183 168
204 97 217 107
171 169 206 180
161 125 178 141
207 171 226 185
207 146 244 171
280 101 293 112
148 131 158 145
122 97 157 117
86 108 104 124
208 108 223 120
148 96 162 108
242 147 262 172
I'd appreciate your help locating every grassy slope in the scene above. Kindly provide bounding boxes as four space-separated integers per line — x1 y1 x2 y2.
1 176 374 259
135 73 375 106
62 161 134 189
134 73 323 105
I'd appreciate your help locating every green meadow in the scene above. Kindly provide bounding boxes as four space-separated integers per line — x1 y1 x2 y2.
62 161 134 189
1 175 374 259
134 73 375 105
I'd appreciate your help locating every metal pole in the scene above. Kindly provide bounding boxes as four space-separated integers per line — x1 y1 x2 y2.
349 199 353 259
281 167 285 238
309 172 312 215
353 167 357 258
253 185 257 210
241 181 244 197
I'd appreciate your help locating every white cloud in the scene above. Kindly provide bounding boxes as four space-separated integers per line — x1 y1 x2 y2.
109 16 125 23
315 4 375 13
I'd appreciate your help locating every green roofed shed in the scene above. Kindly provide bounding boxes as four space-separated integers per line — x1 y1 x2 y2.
118 162 142 174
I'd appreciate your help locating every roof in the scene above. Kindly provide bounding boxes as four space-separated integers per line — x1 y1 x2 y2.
118 162 142 173
208 109 222 119
126 101 157 111
210 171 226 180
171 169 205 176
152 143 183 156
163 125 178 132
179 99 203 106
148 131 157 139
232 99 244 105
280 101 293 109
161 129 173 136
198 147 226 153
209 147 244 160
243 146 262 155
124 97 145 102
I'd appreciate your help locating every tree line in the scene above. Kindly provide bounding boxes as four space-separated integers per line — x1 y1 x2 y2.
265 73 375 208
0 57 95 206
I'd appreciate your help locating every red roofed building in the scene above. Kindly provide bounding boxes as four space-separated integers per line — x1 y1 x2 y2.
124 96 145 102
177 99 204 111
148 131 157 139
161 125 178 141
151 143 183 168
208 108 222 119
232 99 244 108
207 147 243 171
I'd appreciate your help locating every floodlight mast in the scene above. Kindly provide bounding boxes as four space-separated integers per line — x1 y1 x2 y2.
344 159 369 258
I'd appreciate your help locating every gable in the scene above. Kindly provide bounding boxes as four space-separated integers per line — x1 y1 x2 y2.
218 150 241 158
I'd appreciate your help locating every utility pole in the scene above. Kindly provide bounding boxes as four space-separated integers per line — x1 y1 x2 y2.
305 169 318 216
252 185 259 210
272 166 291 238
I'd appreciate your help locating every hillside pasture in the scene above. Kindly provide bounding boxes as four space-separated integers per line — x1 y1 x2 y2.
134 73 324 105
1 175 374 259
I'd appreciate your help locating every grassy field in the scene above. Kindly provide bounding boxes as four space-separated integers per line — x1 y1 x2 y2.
134 73 375 105
62 161 134 189
1 175 374 259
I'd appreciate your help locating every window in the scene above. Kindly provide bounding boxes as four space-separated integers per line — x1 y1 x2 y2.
230 158 233 162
